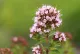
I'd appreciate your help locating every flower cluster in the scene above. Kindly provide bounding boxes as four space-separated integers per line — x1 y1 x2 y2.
32 45 42 54
0 48 13 54
53 31 66 42
11 36 28 46
30 5 62 38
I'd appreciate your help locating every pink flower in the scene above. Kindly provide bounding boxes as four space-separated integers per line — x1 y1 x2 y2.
36 11 40 16
44 29 50 33
36 28 41 32
53 31 66 42
32 45 42 54
49 7 54 13
30 34 33 38
51 24 55 29
46 16 51 21
30 5 62 38
12 37 18 43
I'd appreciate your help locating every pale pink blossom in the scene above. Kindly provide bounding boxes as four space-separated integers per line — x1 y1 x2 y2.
30 26 36 32
45 10 48 14
49 8 54 13
12 37 18 42
55 18 62 27
53 8 57 13
43 19 47 23
36 11 40 16
30 34 33 38
54 31 59 38
46 5 51 9
32 45 42 54
54 32 66 42
30 5 62 38
51 24 55 29
44 29 50 33
36 28 41 32
60 33 66 41
51 16 55 20
46 16 50 20
34 17 41 23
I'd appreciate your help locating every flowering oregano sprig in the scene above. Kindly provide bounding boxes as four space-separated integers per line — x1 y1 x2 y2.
53 31 66 42
32 45 42 54
30 5 62 38
11 36 28 54
30 5 70 54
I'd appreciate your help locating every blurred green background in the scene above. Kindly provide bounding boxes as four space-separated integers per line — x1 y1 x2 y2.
0 0 80 47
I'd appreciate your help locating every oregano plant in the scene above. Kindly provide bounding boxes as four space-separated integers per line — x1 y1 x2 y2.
30 5 74 54
0 5 75 54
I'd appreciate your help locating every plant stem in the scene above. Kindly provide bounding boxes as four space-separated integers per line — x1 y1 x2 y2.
45 34 49 54
46 48 49 54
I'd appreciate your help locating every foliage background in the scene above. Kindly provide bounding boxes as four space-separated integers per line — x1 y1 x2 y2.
0 0 80 50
